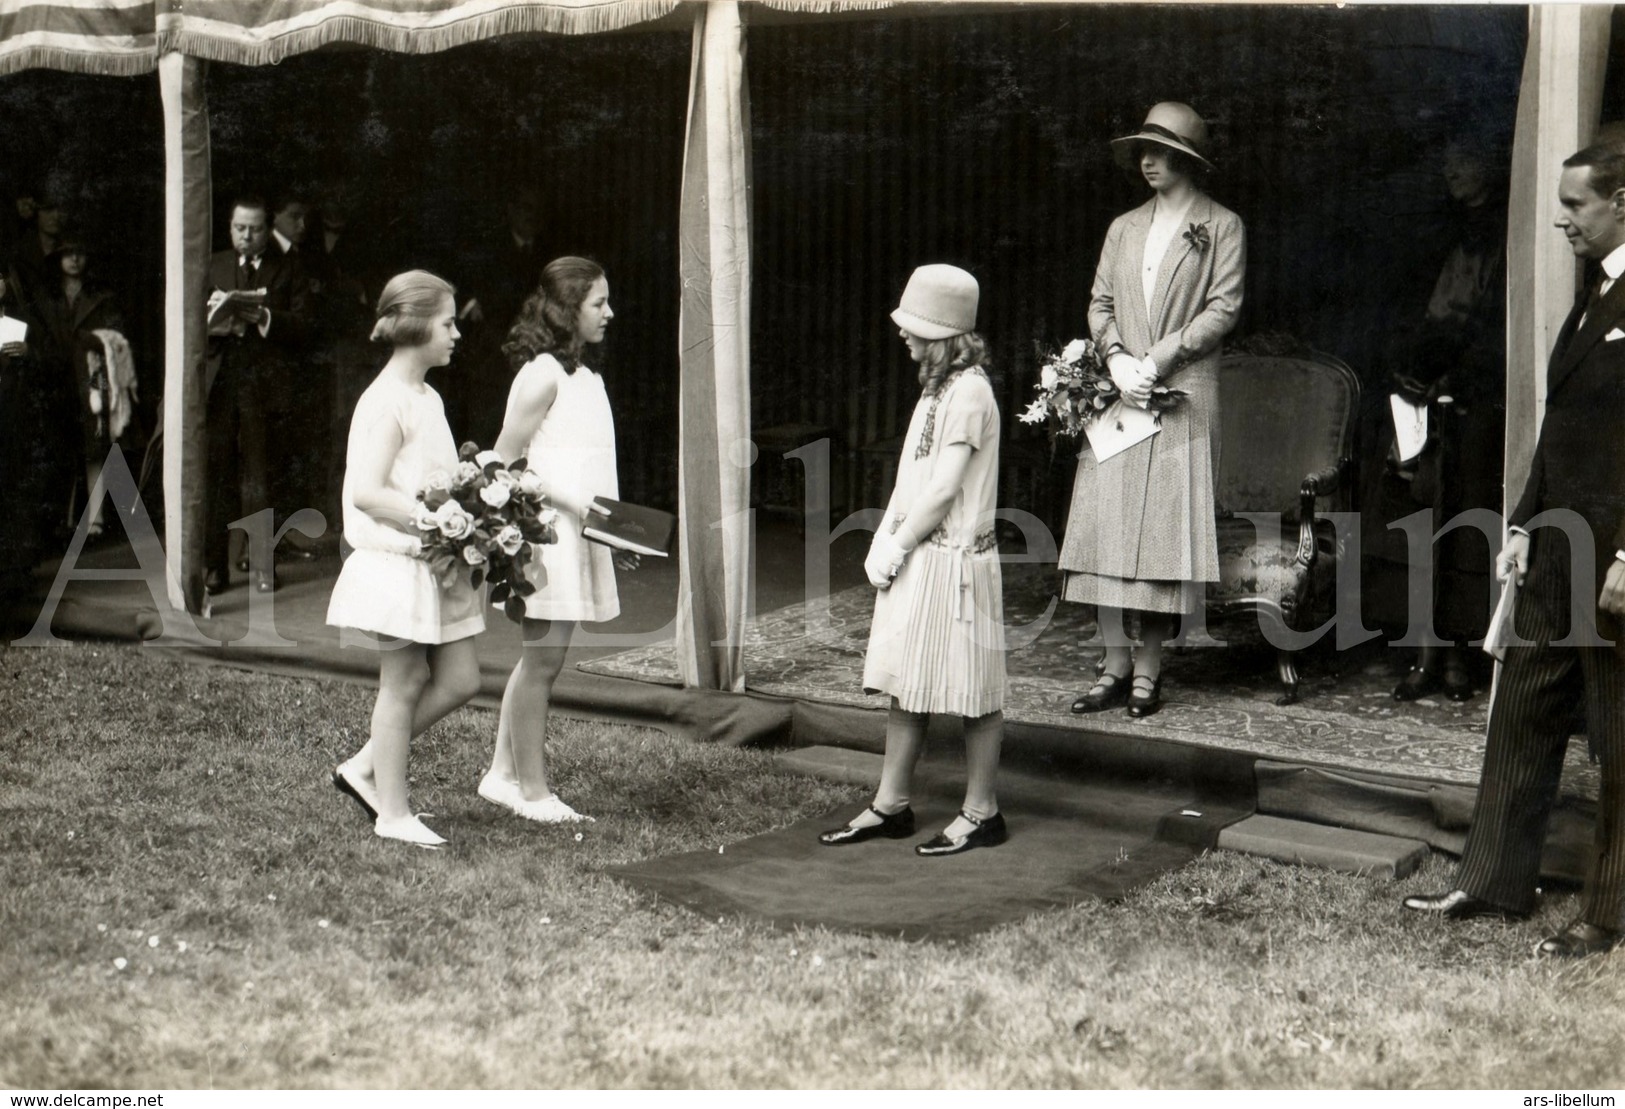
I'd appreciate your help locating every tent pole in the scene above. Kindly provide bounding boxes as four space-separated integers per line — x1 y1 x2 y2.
159 52 212 614
674 0 753 692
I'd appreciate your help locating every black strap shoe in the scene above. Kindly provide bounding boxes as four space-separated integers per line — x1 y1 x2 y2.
915 810 1008 857
1071 672 1129 713
819 804 914 846
1127 675 1163 718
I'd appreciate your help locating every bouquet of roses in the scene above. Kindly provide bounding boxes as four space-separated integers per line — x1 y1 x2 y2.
413 441 561 623
1018 337 1187 439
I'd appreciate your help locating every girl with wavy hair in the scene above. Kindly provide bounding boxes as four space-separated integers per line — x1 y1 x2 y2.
327 270 485 848
478 256 634 824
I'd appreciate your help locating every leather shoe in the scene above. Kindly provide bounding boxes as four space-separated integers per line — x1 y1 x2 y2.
253 571 278 594
1393 666 1440 702
1071 672 1129 713
1401 889 1526 920
204 567 229 593
1536 921 1620 958
1127 675 1163 718
332 765 379 821
819 804 914 846
1442 667 1474 702
915 810 1007 857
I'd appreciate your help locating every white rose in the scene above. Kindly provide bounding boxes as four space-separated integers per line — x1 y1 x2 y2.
1062 338 1090 364
462 543 488 566
1040 365 1059 391
474 449 503 470
434 501 475 540
479 482 512 509
495 525 525 555
492 468 519 487
518 470 545 496
410 504 439 533
454 461 482 486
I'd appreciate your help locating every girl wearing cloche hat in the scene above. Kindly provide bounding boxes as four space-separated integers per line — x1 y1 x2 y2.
1059 101 1245 719
819 263 1010 858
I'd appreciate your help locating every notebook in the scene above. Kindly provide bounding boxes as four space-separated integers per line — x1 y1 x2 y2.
583 497 675 558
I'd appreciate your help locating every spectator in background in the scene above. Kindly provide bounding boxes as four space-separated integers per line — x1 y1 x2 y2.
203 195 310 594
439 190 551 446
0 258 73 613
1363 135 1508 702
13 185 68 315
267 189 327 548
38 232 134 541
310 186 384 540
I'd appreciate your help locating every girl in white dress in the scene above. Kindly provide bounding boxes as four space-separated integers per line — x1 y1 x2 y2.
820 264 1009 857
327 271 485 848
478 257 635 824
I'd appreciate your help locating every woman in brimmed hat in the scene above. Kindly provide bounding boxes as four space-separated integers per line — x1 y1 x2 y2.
1058 102 1245 718
820 263 1009 857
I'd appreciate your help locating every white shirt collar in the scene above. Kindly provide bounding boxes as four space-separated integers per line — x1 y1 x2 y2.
272 229 295 254
1601 243 1625 283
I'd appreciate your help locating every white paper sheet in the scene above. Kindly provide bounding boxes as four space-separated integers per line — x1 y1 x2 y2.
1390 394 1429 463
1083 400 1161 462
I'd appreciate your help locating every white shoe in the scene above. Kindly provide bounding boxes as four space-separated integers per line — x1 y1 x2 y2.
512 794 594 824
374 814 446 848
479 770 594 823
333 761 381 820
477 771 524 811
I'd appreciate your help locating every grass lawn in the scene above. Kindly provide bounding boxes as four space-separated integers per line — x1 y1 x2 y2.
2 641 1623 1090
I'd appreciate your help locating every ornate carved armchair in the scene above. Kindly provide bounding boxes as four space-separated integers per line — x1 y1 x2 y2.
1206 352 1361 704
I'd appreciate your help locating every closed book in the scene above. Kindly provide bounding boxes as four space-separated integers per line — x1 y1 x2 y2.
583 497 675 558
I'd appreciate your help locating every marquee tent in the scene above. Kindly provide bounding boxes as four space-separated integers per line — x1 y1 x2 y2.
0 0 1611 694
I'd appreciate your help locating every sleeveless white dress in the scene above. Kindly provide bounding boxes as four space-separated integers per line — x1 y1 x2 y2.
327 373 486 644
513 353 620 622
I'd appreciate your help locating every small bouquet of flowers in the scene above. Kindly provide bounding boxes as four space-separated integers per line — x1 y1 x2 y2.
414 441 561 623
1018 337 1187 440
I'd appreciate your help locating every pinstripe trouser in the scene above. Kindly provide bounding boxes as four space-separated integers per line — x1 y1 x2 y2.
1456 534 1625 928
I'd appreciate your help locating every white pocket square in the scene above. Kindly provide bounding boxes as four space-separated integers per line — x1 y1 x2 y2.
1608 327 1625 341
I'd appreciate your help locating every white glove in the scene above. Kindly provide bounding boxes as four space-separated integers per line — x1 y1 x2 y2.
1109 352 1153 405
865 532 909 589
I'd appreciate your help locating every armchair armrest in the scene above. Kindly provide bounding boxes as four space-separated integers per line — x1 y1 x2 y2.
1293 460 1346 567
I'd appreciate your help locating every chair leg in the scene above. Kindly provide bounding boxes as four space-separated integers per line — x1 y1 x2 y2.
1275 649 1300 706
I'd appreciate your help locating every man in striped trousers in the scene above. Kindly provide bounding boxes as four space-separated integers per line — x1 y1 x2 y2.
1403 141 1625 957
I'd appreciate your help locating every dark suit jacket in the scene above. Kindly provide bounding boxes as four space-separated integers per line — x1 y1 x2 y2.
205 247 310 408
1510 275 1625 596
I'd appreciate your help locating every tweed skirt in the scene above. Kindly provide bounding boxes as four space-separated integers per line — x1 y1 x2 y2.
1058 362 1220 599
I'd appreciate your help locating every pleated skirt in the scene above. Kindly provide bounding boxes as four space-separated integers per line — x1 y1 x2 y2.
862 544 1005 718
328 548 486 644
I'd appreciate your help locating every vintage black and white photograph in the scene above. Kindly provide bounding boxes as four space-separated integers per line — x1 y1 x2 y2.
2 0 1623 1093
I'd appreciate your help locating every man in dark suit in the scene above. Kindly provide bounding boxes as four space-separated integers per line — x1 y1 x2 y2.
1404 142 1625 957
204 195 310 594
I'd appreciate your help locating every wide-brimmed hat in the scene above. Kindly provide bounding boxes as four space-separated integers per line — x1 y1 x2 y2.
1110 102 1215 171
890 264 978 340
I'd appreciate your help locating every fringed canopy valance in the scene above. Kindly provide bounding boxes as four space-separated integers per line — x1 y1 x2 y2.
0 0 156 77
153 0 681 65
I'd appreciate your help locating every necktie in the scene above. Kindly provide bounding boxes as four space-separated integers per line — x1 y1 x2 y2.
1579 269 1605 325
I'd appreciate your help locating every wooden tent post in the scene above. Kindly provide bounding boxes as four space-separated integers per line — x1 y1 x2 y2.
1504 5 1611 512
674 0 753 691
159 51 212 614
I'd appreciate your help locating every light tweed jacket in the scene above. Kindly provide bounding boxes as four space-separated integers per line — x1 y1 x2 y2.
1059 191 1245 587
